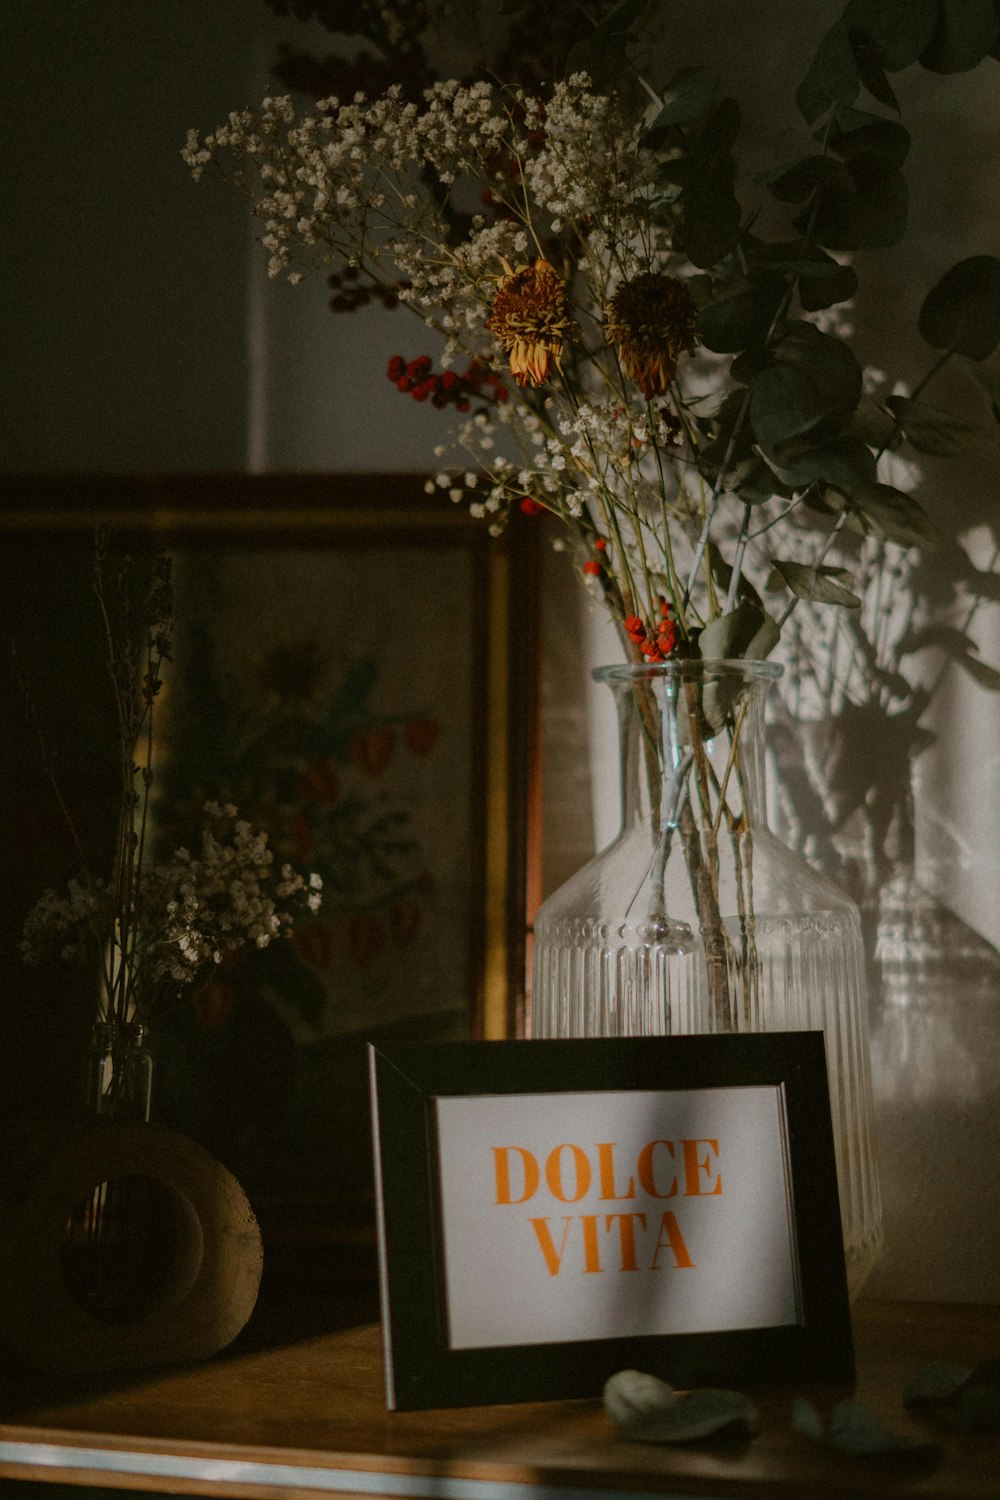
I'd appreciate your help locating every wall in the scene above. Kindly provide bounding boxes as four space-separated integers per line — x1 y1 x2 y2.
3 0 253 473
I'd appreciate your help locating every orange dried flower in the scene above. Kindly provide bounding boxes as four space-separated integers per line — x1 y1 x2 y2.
604 273 699 399
486 258 574 387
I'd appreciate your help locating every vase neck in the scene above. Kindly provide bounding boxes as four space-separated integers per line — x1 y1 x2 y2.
605 664 773 837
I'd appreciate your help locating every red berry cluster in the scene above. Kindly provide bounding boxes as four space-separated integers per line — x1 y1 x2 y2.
519 496 546 516
386 356 509 411
582 536 609 578
328 267 403 313
625 600 680 661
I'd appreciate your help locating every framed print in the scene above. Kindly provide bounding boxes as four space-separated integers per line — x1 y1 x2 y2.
0 473 539 1237
369 1033 854 1410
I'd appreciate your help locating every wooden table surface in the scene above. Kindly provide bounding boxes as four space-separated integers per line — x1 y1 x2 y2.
1 1299 999 1500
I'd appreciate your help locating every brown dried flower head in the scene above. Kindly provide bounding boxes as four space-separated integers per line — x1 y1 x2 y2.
604 273 699 399
486 257 574 387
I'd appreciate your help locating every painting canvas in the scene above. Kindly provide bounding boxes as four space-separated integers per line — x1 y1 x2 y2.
0 474 538 1238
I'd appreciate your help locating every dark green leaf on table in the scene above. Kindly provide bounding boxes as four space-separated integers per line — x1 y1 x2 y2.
905 1357 1000 1431
604 1370 760 1445
793 1398 943 1467
918 256 1000 361
903 1361 973 1405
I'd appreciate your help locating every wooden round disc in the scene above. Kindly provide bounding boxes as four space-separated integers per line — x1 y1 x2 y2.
0 1122 263 1374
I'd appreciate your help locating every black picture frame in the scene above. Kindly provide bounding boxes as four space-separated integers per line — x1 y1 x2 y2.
369 1033 854 1410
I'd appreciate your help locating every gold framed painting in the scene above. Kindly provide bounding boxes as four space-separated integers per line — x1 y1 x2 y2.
0 473 539 1237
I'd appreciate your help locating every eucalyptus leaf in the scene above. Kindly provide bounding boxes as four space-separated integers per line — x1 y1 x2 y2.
799 260 859 310
903 1362 973 1406
699 600 779 662
825 114 911 170
918 256 1000 362
797 18 860 123
758 432 878 492
796 161 908 250
750 321 863 453
604 1371 759 1445
920 0 1000 73
764 154 843 204
905 1358 1000 1431
844 0 938 71
850 33 901 112
680 99 741 266
885 394 991 455
643 67 717 132
850 394 899 449
952 354 1000 424
735 461 792 505
730 348 769 384
849 482 937 548
698 390 756 482
709 541 765 607
564 0 647 87
792 1398 942 1466
745 240 858 309
698 277 786 353
603 1368 678 1430
768 559 862 608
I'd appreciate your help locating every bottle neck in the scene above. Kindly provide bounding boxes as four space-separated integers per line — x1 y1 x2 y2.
609 666 772 837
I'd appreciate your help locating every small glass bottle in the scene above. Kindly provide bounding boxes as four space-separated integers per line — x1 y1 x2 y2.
83 1019 153 1123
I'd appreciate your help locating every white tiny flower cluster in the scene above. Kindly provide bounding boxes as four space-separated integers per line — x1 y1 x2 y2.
146 802 322 985
21 878 110 968
182 75 666 354
21 802 322 1005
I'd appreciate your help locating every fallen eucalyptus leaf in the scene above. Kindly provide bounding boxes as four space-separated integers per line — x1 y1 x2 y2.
904 1361 973 1407
793 1398 942 1467
603 1369 678 1430
605 1371 759 1445
905 1357 1000 1432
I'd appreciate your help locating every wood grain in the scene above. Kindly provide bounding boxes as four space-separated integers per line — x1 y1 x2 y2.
2 1300 999 1498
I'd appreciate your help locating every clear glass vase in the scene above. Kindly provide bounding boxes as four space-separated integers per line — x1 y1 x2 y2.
530 660 882 1293
83 1020 154 1123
